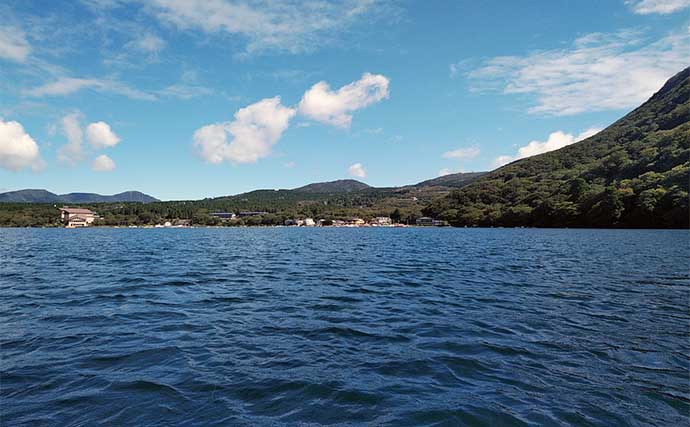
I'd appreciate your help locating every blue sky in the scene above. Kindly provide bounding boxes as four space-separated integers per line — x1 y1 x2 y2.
0 0 688 200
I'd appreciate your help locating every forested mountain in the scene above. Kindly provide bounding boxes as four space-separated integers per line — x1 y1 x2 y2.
0 190 62 203
425 67 690 228
413 172 487 188
294 179 371 193
0 189 159 203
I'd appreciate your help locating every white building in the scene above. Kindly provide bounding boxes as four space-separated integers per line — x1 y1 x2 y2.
59 207 97 228
370 217 392 226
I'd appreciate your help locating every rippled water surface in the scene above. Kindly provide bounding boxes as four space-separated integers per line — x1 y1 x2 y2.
1 228 688 426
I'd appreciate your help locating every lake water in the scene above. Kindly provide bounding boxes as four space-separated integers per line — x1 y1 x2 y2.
1 228 688 426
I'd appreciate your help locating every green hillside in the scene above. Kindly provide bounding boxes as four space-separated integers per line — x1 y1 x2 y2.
413 172 487 188
425 67 690 228
294 179 371 193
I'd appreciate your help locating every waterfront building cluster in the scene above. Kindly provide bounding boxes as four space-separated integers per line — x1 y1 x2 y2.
57 207 447 228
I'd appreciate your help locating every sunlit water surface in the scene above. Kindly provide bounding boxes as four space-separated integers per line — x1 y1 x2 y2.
1 228 688 426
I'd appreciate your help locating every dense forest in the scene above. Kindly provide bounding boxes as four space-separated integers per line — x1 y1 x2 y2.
425 67 690 228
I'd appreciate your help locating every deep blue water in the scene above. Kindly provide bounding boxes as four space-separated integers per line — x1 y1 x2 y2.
0 228 688 426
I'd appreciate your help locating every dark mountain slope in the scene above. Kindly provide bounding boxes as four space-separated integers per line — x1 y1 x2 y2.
414 172 487 188
425 67 690 228
294 179 371 193
0 189 159 203
0 189 62 203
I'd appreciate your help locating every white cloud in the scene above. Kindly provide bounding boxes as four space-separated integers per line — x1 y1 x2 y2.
284 161 296 168
86 121 121 148
469 29 689 115
157 84 213 99
493 127 602 168
132 33 165 53
438 168 452 177
148 0 392 54
91 154 116 172
24 77 156 100
194 96 295 164
0 119 44 171
449 63 460 78
626 0 690 14
298 73 390 128
348 162 366 178
0 26 31 62
57 112 85 165
442 146 480 159
492 155 515 168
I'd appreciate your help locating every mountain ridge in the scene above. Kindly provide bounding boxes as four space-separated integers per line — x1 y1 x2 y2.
293 179 371 193
0 189 159 204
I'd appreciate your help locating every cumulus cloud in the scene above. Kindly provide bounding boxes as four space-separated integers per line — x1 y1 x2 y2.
298 73 390 128
0 119 44 171
348 162 366 178
194 97 295 164
442 146 480 159
626 0 690 14
148 0 392 54
57 112 85 165
86 121 121 148
24 77 156 100
56 114 121 165
468 29 688 115
91 154 116 172
493 127 602 168
0 26 31 62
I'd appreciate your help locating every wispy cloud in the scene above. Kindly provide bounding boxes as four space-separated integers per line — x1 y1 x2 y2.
157 84 213 99
148 0 395 55
24 77 157 100
468 29 688 115
442 146 480 160
625 0 690 14
57 111 85 165
0 26 31 62
130 33 166 54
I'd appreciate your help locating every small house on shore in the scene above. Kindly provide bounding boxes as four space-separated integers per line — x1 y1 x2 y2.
416 217 434 226
210 212 236 220
59 207 97 228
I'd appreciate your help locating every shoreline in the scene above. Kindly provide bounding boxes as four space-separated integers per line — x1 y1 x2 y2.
0 225 687 230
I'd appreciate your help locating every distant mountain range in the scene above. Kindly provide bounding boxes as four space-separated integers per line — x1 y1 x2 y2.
289 172 488 193
0 172 487 204
0 189 159 204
